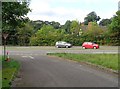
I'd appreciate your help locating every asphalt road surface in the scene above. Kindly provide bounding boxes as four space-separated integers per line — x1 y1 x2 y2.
1 46 119 87
2 46 118 55
11 55 118 87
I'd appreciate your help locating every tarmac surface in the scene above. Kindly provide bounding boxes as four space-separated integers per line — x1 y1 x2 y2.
11 54 118 87
0 46 119 87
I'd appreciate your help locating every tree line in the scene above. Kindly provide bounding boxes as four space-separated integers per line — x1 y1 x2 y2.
2 2 120 46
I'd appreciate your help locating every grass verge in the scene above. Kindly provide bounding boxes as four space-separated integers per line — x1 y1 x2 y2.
47 53 118 71
1 56 20 88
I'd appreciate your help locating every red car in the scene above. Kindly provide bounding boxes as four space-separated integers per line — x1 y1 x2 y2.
82 42 99 49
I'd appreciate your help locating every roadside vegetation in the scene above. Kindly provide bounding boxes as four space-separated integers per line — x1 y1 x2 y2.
1 1 119 88
2 2 120 46
47 53 118 71
0 56 2 89
1 56 20 88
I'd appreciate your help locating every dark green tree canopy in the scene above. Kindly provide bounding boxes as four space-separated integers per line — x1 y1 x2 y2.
2 2 31 33
63 20 71 33
109 11 120 45
84 11 101 25
109 11 120 32
50 21 60 29
99 19 112 26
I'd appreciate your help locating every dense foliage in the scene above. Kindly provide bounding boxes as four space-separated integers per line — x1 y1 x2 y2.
2 2 30 32
2 2 119 46
84 11 101 25
108 11 120 45
2 2 31 45
99 19 112 26
29 20 111 46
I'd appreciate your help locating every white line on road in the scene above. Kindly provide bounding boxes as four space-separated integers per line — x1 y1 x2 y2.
22 55 34 59
22 56 28 58
92 52 118 54
29 56 34 59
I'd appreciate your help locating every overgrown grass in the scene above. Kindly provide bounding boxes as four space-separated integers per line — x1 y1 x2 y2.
0 56 2 89
47 53 118 71
0 56 20 88
0 70 2 89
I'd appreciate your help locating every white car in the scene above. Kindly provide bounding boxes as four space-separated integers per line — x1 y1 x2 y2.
55 41 72 48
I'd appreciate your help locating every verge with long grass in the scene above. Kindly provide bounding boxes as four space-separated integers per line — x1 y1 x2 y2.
47 53 118 71
1 56 20 88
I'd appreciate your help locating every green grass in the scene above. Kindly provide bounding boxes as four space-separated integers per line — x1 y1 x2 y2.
0 56 20 88
0 56 2 89
0 70 2 89
47 53 118 71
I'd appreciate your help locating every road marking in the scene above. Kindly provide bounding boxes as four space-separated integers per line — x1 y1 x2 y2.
29 56 34 59
22 55 34 59
11 53 45 56
92 52 118 54
22 56 28 58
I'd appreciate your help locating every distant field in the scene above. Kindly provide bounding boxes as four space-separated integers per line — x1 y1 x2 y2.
47 53 118 71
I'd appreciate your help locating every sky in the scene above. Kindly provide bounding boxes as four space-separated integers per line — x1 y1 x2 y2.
27 0 120 25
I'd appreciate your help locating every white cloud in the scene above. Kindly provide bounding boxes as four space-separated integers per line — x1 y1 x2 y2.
28 6 89 24
27 0 119 25
28 0 89 24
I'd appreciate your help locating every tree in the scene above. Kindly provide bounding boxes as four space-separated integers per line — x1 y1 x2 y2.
50 21 60 29
0 2 1 29
2 2 31 32
2 1 31 45
99 19 112 26
109 11 120 45
17 22 34 46
70 20 80 35
30 20 44 33
84 11 101 25
36 25 55 36
82 22 105 44
63 20 71 34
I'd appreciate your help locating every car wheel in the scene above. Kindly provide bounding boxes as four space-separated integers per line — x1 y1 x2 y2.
66 45 69 48
93 46 96 49
56 46 59 48
82 46 86 49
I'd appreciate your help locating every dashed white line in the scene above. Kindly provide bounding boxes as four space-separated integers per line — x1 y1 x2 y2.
22 56 28 58
22 55 34 59
29 56 34 59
